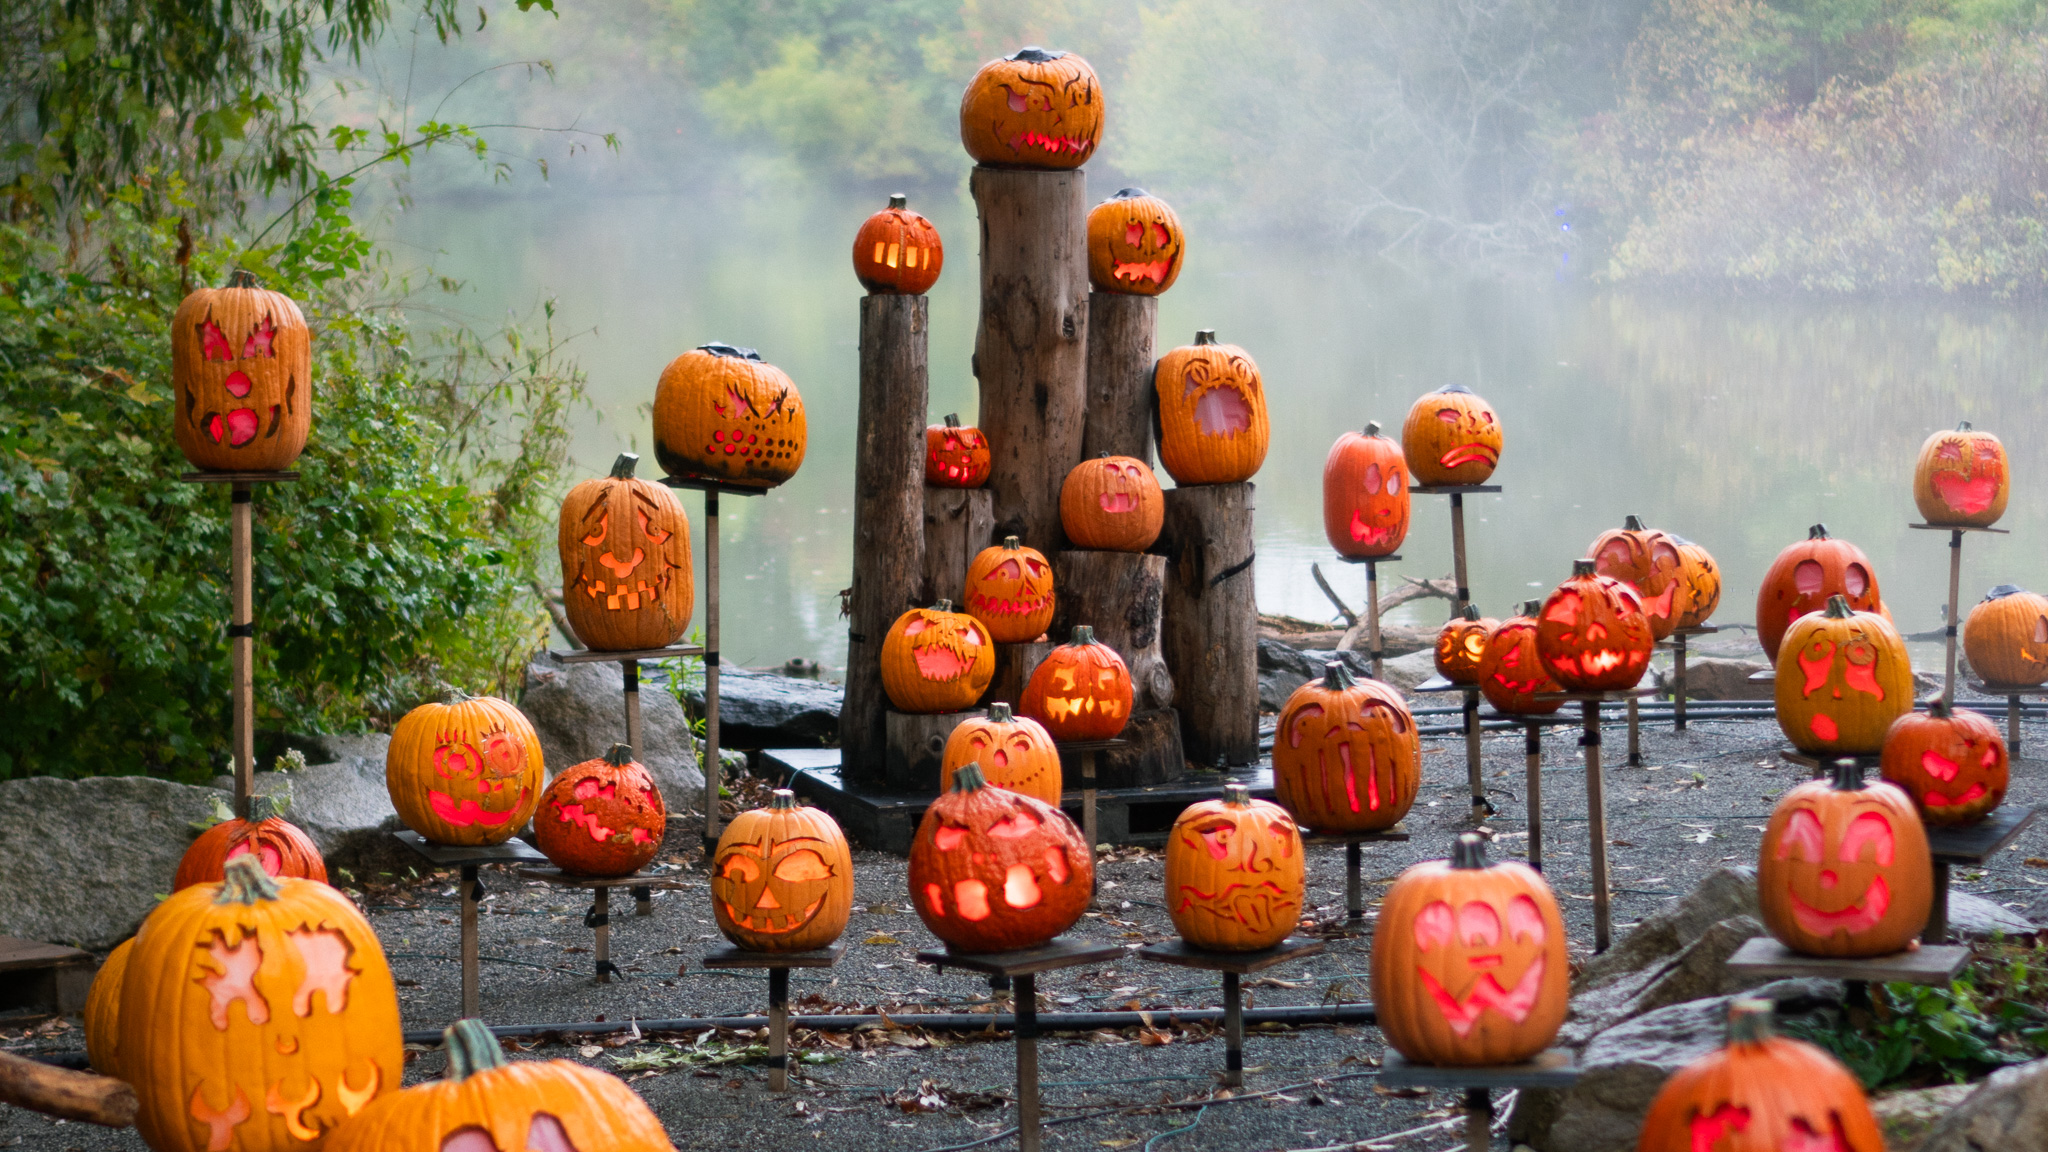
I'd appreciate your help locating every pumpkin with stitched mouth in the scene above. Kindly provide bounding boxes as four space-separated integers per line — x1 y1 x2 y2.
1476 601 1564 716
534 744 666 878
1881 701 2007 826
1061 454 1164 551
1154 331 1269 485
908 763 1093 953
711 790 854 953
1323 422 1410 558
558 453 694 652
1535 560 1654 691
1756 524 1883 663
1401 385 1501 487
926 414 992 488
1590 515 1687 640
171 270 313 473
1273 662 1419 834
1913 420 2008 528
964 536 1056 644
1164 785 1304 952
940 702 1061 805
852 194 944 295
387 693 544 845
1962 584 2048 686
1636 998 1884 1152
1086 188 1184 294
652 343 807 488
1758 759 1931 957
880 600 994 714
1774 596 1913 756
959 47 1103 169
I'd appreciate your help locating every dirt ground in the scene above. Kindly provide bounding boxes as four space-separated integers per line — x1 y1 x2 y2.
8 705 2047 1152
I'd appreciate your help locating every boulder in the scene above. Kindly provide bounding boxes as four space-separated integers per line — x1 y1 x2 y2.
297 731 392 774
1873 1083 1977 1152
521 653 705 811
1918 1056 2048 1152
1561 915 1769 1045
1376 648 1442 693
1257 637 1439 711
1575 867 1760 993
238 763 407 877
1946 891 2039 940
1679 658 1773 701
680 664 843 749
0 776 225 949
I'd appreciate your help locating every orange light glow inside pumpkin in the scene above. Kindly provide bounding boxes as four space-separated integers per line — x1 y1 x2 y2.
1773 808 1895 938
968 557 1051 621
573 495 678 613
1412 896 1547 1035
1284 701 1408 815
1542 591 1647 680
1035 665 1128 726
1794 637 1888 744
923 808 1071 921
929 428 987 483
716 836 839 937
428 728 533 828
1171 811 1300 936
699 385 802 464
1433 406 1498 474
550 777 657 846
193 313 289 447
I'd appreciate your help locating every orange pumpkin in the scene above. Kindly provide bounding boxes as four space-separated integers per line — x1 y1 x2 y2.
1154 331 1269 485
1590 515 1687 640
1372 834 1568 1066
1671 536 1722 629
1881 701 2007 825
1477 602 1565 716
1758 759 1931 957
959 47 1103 169
652 343 807 489
1535 560 1654 691
533 744 666 877
880 600 994 714
1060 454 1164 552
1434 605 1498 685
83 937 133 1078
1962 584 2048 686
710 789 854 953
964 536 1056 644
1273 662 1419 833
1775 596 1914 756
1323 422 1410 558
1401 385 1501 487
1164 785 1304 951
558 452 695 652
852 194 944 295
1756 524 1883 663
1086 188 1184 294
386 693 544 846
1913 420 2008 528
940 702 1062 805
908 763 1093 953
171 270 313 473
926 414 992 488
1636 998 1883 1152
1019 625 1133 741
173 794 328 891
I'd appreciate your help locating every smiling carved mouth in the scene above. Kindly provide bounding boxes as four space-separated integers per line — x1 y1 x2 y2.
1349 511 1394 546
1924 783 1989 808
1933 471 1999 514
1438 444 1499 470
723 899 824 934
428 787 530 828
1789 877 1890 937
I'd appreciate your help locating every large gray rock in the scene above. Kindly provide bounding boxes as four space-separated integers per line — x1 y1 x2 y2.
263 763 407 876
1563 915 1769 1045
1257 637 1366 711
1947 891 2039 939
298 731 392 774
1918 1056 2048 1152
1679 658 1774 700
1874 1083 1977 1152
521 652 705 811
681 665 842 748
1576 866 1760 993
0 776 225 949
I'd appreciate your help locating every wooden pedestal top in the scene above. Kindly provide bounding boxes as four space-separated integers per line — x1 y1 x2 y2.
1725 936 1969 984
1926 805 2039 864
915 936 1123 977
1136 936 1324 975
392 830 546 867
1378 1049 1579 1090
701 943 845 969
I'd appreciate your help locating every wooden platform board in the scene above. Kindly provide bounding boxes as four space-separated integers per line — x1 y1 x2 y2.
1724 936 1969 984
393 831 546 867
701 943 845 969
1378 1049 1579 1090
1137 937 1323 975
0 937 94 1020
554 644 704 664
514 866 692 891
916 937 1123 977
1926 805 2039 864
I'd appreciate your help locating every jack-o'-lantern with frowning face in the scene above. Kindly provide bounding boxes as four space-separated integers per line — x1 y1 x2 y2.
387 694 544 845
1061 454 1164 551
1671 537 1722 629
1477 602 1564 716
1164 785 1304 952
1323 422 1409 558
926 414 991 488
1758 760 1930 957
1273 663 1419 833
1914 421 2008 528
880 601 994 714
712 790 854 953
964 537 1055 644
1535 561 1654 691
908 764 1093 953
652 343 807 488
1155 331 1269 485
1087 188 1184 294
558 453 694 652
959 48 1103 169
1774 596 1913 755
171 270 313 473
1401 385 1501 487
1591 515 1687 640
1881 701 2007 826
1963 584 2048 686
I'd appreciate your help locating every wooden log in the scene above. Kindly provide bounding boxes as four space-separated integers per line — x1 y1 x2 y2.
1061 707 1184 790
1081 291 1156 465
840 295 931 788
0 1050 137 1127
985 641 1053 708
1158 483 1258 765
1050 551 1173 711
885 709 984 794
971 166 1089 554
922 486 996 605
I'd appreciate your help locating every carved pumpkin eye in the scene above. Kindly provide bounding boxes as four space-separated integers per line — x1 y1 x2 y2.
1153 223 1170 246
1457 902 1502 947
1195 819 1236 860
582 511 609 547
1436 408 1462 424
1125 222 1143 245
636 507 671 545
720 853 761 882
904 618 928 635
1007 88 1029 112
773 849 831 882
1025 559 1047 579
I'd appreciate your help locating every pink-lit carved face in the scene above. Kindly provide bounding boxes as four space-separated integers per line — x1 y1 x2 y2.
968 556 1050 622
441 1116 579 1152
1351 460 1407 547
427 726 533 828
919 801 1081 925
1169 805 1301 937
1283 696 1413 819
1792 636 1889 744
1177 350 1265 439
962 49 1104 167
175 294 310 465
1926 434 2006 516
1411 895 1549 1035
1772 807 1897 939
926 424 991 487
1095 460 1151 514
899 614 987 683
1433 404 1501 473
1683 1104 1857 1152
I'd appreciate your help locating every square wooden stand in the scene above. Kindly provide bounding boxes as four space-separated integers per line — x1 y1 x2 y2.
1414 484 1503 820
1726 936 1970 1009
1662 625 1720 732
1378 1049 1580 1152
1779 750 1883 776
1415 678 1491 823
392 831 545 1020
701 943 844 1091
1337 553 1401 681
1531 687 1657 954
1967 681 2048 755
1910 523 2009 705
515 867 692 982
1055 737 1128 849
1136 937 1323 1086
916 937 1123 1152
1302 826 1410 920
1925 806 2039 942
552 644 705 756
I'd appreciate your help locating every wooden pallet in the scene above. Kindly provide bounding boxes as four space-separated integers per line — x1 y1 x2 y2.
0 937 95 1023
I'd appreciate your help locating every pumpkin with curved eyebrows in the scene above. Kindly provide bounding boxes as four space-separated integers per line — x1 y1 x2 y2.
1913 420 2008 528
880 600 994 714
710 790 854 953
652 343 807 488
558 453 694 652
1154 331 1269 485
1164 785 1304 952
1401 386 1500 487
1019 625 1132 741
964 537 1055 644
1774 596 1912 756
387 693 544 846
534 744 666 877
1477 602 1564 716
908 764 1093 953
1590 515 1687 640
1434 606 1497 685
1756 524 1883 663
1671 537 1722 629
959 47 1103 168
173 793 328 891
926 414 992 488
1087 188 1184 294
171 270 312 472
1758 759 1930 957
1272 662 1419 833
1323 422 1409 558
1962 584 2048 686
940 702 1062 805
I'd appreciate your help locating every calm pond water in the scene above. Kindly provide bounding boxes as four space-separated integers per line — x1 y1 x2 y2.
380 182 2048 674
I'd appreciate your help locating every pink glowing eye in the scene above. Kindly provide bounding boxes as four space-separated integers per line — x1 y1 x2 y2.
1364 463 1382 495
1007 90 1029 112
1152 224 1170 246
1844 564 1870 597
1125 223 1143 245
1457 902 1501 947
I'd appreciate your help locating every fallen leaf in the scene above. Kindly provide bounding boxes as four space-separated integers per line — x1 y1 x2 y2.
863 933 902 946
1101 1140 1140 1148
578 1045 603 1058
2025 857 2048 868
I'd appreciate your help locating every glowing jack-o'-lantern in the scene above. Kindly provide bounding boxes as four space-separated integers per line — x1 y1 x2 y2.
1671 536 1722 629
558 453 694 652
1756 524 1884 663
119 856 402 1152
852 194 944 295
1061 454 1164 551
652 343 807 489
324 1018 674 1152
940 702 1062 805
533 744 666 877
1758 759 1931 957
1637 998 1884 1152
1086 188 1185 295
1881 701 2007 825
1372 834 1568 1067
1535 560 1654 691
909 763 1093 953
1962 584 2048 686
171 270 313 473
1164 785 1304 952
1590 515 1687 640
1913 421 2008 528
1323 422 1410 558
1020 625 1133 741
1401 385 1501 487
926 414 992 488
1774 596 1913 756
880 600 994 714
1273 662 1420 833
959 47 1103 169
386 693 544 846
174 794 329 891
1435 606 1498 684
1154 331 1270 485
965 536 1055 644
1477 601 1564 716
710 790 854 953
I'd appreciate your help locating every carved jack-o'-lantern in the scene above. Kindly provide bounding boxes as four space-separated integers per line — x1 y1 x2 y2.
1164 785 1304 952
908 763 1093 953
1401 385 1501 487
83 937 133 1078
174 794 329 891
711 790 854 953
1154 331 1269 485
1756 524 1883 663
1671 536 1722 629
533 744 666 878
1591 515 1687 640
940 702 1062 805
1535 560 1654 691
652 343 807 489
386 694 544 846
1962 584 2048 686
171 270 313 473
119 857 403 1152
1061 454 1164 552
1020 625 1133 741
1086 188 1184 295
852 194 944 295
1372 834 1568 1067
880 600 994 714
1636 999 1884 1152
1477 601 1564 716
558 453 695 652
1881 701 2007 825
1435 605 1498 685
959 47 1103 169
1323 422 1410 558
1273 662 1420 833
926 414 992 489
1774 596 1913 756
1913 421 2008 528
965 536 1055 644
1758 759 1931 957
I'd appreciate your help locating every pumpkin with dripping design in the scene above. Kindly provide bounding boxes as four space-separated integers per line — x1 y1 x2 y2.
1774 596 1913 756
1590 515 1688 640
1165 785 1304 952
534 744 666 877
1756 524 1883 663
964 537 1055 644
1962 584 2048 686
959 47 1103 169
1154 331 1269 485
558 453 694 652
1758 760 1931 957
1323 422 1409 558
1019 625 1133 741
1671 537 1722 629
926 414 991 489
83 937 133 1077
909 764 1093 953
171 270 312 473
940 703 1062 806
1477 602 1564 716
1881 701 2007 825
1636 998 1883 1152
1913 420 2008 528
387 693 544 846
1086 188 1184 294
880 600 994 714
652 343 807 488
1434 605 1498 685
1535 560 1654 691
1273 663 1419 833
1060 454 1164 552
852 194 943 295
174 793 328 891
711 790 854 953
1400 385 1500 487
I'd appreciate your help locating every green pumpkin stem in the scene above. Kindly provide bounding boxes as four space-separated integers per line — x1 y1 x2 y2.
934 599 953 613
1450 833 1489 870
1823 594 1854 619
1956 420 1973 432
1323 661 1356 690
1985 584 2026 601
443 1018 510 1079
988 702 1014 723
1927 699 1951 719
604 743 634 767
1572 559 1598 577
1004 536 1021 550
1194 330 1217 346
1071 625 1096 646
889 193 908 209
610 453 639 479
1522 599 1543 617
1459 604 1481 621
247 792 283 823
1725 998 1775 1045
944 413 961 428
951 762 989 793
1830 758 1867 791
226 269 258 289
215 854 281 904
1222 784 1251 807
439 686 473 706
1624 514 1645 531
767 788 799 811
1809 524 1830 540
1365 421 1381 437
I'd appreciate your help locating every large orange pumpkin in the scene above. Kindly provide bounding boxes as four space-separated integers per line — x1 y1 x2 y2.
1756 525 1883 663
940 702 1062 805
964 536 1056 644
1154 331 1269 485
959 47 1103 168
1590 515 1687 640
926 414 992 489
1671 536 1722 629
1434 605 1498 685
83 937 133 1078
1758 759 1931 957
1774 596 1914 756
557 452 695 652
1372 834 1568 1067
1273 662 1419 833
1086 188 1184 294
1323 422 1410 558
1164 785 1304 952
1962 584 2048 686
1881 701 2007 825
1019 625 1133 741
171 270 313 473
1477 602 1564 716
652 343 807 489
908 763 1093 953
1636 999 1883 1152
1535 560 1654 691
1913 420 2008 528
852 194 944 295
710 789 854 953
1400 385 1501 487
879 600 994 714
1060 454 1164 552
533 744 666 877
174 794 328 891
386 693 544 846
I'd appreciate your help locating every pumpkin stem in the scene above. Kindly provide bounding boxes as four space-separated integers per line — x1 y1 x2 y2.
1364 421 1381 437
951 762 990 793
1441 383 1473 394
1522 599 1543 617
1004 536 1021 550
1830 758 1867 791
699 342 763 362
944 413 961 428
1222 784 1251 807
1194 329 1217 346
767 788 799 811
1985 584 2025 601
934 599 954 613
1624 514 1645 531
1322 660 1356 690
1725 998 1775 1045
1823 594 1854 619
888 193 908 209
609 453 639 479
1008 46 1065 62
1927 698 1951 719
603 743 634 767
442 1018 510 1080
215 854 281 904
1071 625 1096 646
1572 558 1597 577
1114 187 1148 200
1449 833 1489 870
1809 523 1830 539
438 686 473 705
1956 420 1973 432
1459 604 1481 622
988 702 1014 723
226 269 258 288
247 792 285 823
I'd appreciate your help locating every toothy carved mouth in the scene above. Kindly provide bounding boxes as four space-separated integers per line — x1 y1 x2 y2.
428 787 530 827
1790 878 1889 936
915 647 971 680
1193 387 1253 436
723 899 824 934
1009 130 1093 155
1934 471 1999 514
1349 512 1395 546
1439 444 1498 470
969 593 1052 618
578 571 675 612
931 457 979 483
1099 492 1138 513
1112 259 1172 285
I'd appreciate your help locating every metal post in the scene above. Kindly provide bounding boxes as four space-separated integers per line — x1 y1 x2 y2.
1627 696 1641 767
768 967 790 1092
460 863 480 1019
1345 841 1363 920
593 886 612 983
1366 560 1385 682
622 659 643 754
1584 701 1611 953
1016 972 1040 1152
1222 970 1244 1088
1945 530 1963 706
1928 860 1951 944
704 490 724 844
1082 750 1098 850
1465 1087 1492 1152
230 482 254 819
1524 723 1543 871
1672 633 1690 732
1465 689 1485 822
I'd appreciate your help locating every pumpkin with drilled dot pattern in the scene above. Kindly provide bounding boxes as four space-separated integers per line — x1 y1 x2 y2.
1165 784 1305 952
652 343 807 489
